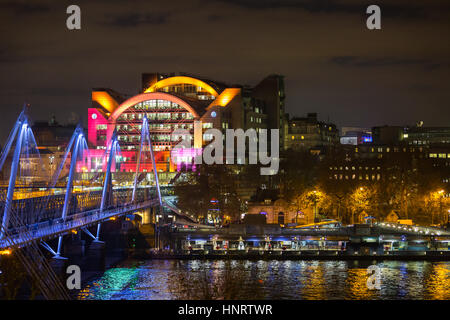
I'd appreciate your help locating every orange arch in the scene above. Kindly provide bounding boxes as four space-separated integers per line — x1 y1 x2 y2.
144 76 219 97
110 92 200 121
107 92 200 144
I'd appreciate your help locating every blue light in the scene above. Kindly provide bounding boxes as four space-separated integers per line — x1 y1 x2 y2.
211 111 217 118
363 136 373 143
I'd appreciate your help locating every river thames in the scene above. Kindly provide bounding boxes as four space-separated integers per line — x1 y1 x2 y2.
77 259 450 300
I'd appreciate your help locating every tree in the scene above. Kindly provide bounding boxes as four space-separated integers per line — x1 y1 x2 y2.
288 188 331 224
174 164 243 222
348 185 380 223
277 150 318 203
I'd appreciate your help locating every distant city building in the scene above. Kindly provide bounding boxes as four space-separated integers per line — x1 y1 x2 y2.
340 127 372 145
326 141 450 188
32 116 77 152
371 124 450 147
341 127 371 137
2 147 64 185
86 73 286 183
247 198 314 225
404 126 450 146
3 117 76 184
371 125 405 145
284 113 339 152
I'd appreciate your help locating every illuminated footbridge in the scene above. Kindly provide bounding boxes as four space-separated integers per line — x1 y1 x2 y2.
0 110 197 254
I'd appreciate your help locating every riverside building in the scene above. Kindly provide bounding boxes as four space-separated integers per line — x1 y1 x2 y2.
85 73 286 183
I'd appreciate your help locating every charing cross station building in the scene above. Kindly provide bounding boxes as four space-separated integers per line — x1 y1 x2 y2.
85 72 287 184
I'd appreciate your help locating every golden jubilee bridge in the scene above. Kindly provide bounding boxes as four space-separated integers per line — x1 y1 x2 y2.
0 109 210 299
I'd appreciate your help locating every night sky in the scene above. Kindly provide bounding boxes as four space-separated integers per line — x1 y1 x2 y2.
0 0 449 143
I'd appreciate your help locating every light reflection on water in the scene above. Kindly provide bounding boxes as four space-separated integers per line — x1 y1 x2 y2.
78 260 450 300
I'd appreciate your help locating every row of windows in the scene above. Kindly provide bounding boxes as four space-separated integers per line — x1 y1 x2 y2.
96 124 107 130
117 134 176 142
116 123 194 131
330 174 381 181
112 122 212 132
119 112 194 121
133 100 181 109
355 147 421 153
161 84 198 94
330 166 381 171
249 116 263 124
121 144 172 151
429 153 450 159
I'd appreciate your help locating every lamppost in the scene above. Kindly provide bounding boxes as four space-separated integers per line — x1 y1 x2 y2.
309 190 321 223
352 187 365 225
438 190 444 225
431 189 444 225
312 191 318 223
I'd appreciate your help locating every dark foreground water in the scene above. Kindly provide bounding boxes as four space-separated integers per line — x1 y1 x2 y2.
78 259 450 300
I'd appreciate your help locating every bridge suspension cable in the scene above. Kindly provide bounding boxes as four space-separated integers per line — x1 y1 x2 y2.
0 109 70 299
132 115 163 208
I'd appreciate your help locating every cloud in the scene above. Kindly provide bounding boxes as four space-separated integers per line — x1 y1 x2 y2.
213 0 444 20
107 12 171 27
0 1 50 15
329 56 445 70
215 0 360 13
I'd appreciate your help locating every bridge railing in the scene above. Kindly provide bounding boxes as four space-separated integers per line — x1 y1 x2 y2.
0 197 159 249
0 187 160 230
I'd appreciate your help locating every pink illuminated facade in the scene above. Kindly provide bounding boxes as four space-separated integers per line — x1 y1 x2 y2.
84 73 284 183
85 74 243 180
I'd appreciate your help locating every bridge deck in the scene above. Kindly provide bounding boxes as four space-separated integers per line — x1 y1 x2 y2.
0 199 159 250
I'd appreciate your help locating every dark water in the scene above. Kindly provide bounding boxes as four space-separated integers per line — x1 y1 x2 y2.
78 259 450 300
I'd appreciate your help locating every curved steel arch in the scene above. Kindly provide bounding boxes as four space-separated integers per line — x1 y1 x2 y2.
110 92 200 121
144 76 219 97
107 92 200 143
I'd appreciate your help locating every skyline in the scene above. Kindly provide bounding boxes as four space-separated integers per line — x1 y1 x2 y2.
1 0 450 143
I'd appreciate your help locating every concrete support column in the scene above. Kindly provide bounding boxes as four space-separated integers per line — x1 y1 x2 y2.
142 208 152 225
65 239 86 257
49 257 68 280
85 241 106 271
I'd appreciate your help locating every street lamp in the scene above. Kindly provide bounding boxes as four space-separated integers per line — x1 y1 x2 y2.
431 189 445 225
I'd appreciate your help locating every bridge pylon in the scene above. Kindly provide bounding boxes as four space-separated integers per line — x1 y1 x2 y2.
95 130 120 242
55 125 87 258
0 110 33 238
131 116 164 249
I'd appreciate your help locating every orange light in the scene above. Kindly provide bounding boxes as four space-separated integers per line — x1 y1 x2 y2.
207 88 240 108
144 76 219 97
110 92 200 122
110 217 116 221
71 230 78 234
92 91 119 113
0 249 12 255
